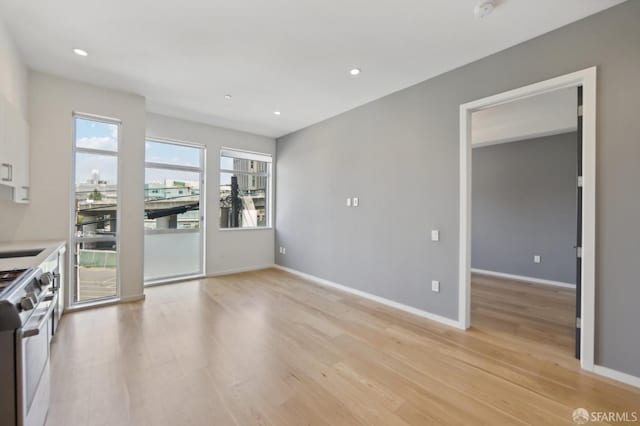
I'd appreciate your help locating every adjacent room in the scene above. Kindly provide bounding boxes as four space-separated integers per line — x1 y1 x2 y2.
0 1 639 425
470 88 580 362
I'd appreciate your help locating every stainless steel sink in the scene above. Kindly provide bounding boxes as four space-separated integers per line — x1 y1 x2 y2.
0 249 44 259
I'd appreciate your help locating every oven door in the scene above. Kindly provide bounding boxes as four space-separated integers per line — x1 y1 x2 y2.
16 292 57 426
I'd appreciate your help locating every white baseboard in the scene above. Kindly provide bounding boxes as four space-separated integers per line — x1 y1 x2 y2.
65 294 145 313
144 265 275 286
145 274 205 287
274 264 464 330
592 365 640 389
120 294 146 303
208 264 275 277
471 268 576 289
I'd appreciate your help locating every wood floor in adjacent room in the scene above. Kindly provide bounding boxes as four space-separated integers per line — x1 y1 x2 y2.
47 269 640 426
471 272 577 364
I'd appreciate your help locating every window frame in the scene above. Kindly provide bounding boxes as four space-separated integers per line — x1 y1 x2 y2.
144 137 206 234
219 147 273 231
143 137 207 284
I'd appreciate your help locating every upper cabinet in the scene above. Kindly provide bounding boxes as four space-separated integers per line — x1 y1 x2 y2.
0 95 30 203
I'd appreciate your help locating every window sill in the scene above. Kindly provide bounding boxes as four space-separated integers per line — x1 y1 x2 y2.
219 227 273 232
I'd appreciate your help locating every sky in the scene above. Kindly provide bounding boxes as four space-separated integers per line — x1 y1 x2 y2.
75 118 202 186
75 118 119 184
74 118 268 191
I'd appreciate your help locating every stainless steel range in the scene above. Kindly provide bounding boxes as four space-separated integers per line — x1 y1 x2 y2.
0 267 60 426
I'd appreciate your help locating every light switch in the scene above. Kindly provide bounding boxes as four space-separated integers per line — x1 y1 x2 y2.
431 280 440 293
534 255 541 264
353 197 359 207
346 198 352 207
431 230 440 242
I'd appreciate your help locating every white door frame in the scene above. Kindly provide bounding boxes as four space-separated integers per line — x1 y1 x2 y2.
70 112 122 308
458 67 597 370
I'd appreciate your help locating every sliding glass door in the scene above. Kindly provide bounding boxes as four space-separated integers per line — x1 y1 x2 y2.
72 115 120 304
144 139 205 283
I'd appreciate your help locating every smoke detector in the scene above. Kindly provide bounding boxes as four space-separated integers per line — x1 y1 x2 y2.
474 1 495 19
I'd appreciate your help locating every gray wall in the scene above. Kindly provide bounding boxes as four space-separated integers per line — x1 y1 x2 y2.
276 1 640 376
471 133 577 284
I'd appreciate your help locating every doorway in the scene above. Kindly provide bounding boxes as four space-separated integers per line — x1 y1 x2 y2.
71 113 121 304
470 101 579 358
458 68 597 370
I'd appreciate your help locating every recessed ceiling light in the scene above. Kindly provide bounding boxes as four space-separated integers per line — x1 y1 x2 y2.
474 1 495 19
273 111 281 116
73 48 88 57
349 68 361 76
224 94 232 100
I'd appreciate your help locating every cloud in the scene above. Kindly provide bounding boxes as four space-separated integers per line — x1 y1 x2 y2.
77 136 117 151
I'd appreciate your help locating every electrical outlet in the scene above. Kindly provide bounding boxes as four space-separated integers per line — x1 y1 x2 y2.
431 280 440 293
534 255 541 264
353 197 359 207
431 230 440 242
346 198 352 207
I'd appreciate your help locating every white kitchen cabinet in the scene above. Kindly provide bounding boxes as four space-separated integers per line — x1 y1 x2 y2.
0 94 30 203
0 97 12 186
12 115 30 203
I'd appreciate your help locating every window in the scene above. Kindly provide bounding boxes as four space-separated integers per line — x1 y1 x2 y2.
144 140 204 231
219 148 272 229
144 139 205 282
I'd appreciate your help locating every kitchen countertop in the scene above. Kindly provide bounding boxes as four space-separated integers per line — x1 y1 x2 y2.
0 240 66 271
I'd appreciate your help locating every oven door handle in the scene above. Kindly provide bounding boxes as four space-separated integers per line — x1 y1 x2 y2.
20 293 58 338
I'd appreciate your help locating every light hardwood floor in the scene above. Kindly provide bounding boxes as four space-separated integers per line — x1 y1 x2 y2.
471 273 576 364
47 269 640 426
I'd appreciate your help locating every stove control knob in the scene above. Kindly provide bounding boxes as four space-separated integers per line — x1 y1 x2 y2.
20 295 35 311
39 272 53 287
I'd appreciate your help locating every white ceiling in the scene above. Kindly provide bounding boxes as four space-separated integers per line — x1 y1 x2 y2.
0 0 626 138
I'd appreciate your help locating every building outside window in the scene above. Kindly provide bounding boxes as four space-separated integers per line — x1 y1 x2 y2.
219 148 272 229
